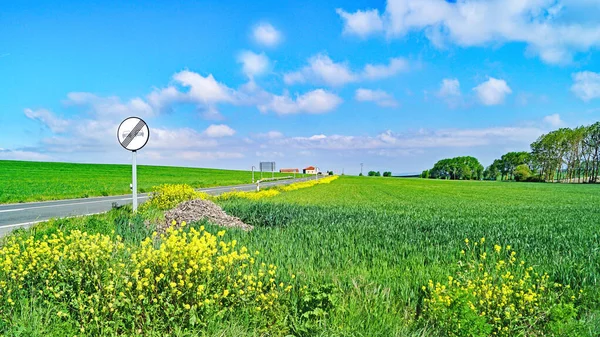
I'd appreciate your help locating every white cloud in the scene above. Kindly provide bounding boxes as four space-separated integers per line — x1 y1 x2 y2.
362 57 409 80
255 131 284 139
284 54 357 87
338 0 600 64
172 70 234 104
543 113 564 127
355 88 398 107
65 93 155 118
24 109 70 133
150 127 219 150
0 149 53 161
237 51 270 78
336 8 384 38
438 78 461 97
201 106 225 121
258 89 343 115
473 77 512 106
256 151 284 158
284 54 409 87
437 78 462 107
203 124 236 138
147 86 184 112
270 125 544 151
571 71 600 101
252 23 282 47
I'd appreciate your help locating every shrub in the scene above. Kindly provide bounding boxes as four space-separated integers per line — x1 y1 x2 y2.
0 225 294 334
513 164 532 182
143 184 208 210
421 238 580 336
383 172 392 177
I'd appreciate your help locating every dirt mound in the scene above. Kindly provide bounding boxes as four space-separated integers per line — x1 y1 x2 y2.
162 199 253 232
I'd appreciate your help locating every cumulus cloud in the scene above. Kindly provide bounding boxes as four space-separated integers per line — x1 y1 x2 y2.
24 109 70 133
543 113 564 127
284 54 409 87
203 124 236 138
150 127 219 150
362 57 409 80
284 54 357 87
438 78 461 97
252 23 282 47
336 8 384 38
436 78 462 107
172 70 234 104
258 89 343 115
355 88 398 107
237 50 270 78
473 77 512 106
337 0 600 64
65 93 154 118
571 71 600 101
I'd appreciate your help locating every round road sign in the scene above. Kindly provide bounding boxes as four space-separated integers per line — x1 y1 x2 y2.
117 117 150 151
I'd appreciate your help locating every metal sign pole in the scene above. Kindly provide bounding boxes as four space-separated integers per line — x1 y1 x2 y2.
117 117 149 214
252 166 255 183
132 150 138 211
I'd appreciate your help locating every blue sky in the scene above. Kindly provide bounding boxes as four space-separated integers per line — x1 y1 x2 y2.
1 0 600 174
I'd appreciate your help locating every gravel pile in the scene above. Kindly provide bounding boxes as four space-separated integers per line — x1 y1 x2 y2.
162 199 253 232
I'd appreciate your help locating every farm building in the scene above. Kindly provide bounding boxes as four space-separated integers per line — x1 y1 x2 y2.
303 166 317 174
280 168 299 173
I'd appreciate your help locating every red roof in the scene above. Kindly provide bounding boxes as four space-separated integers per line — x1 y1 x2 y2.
304 166 315 170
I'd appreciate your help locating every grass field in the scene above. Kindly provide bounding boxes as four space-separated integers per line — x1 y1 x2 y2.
0 160 301 204
2 176 599 336
217 177 600 335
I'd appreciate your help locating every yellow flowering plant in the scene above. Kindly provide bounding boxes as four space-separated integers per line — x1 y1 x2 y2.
421 238 580 337
0 225 295 335
142 184 209 210
216 176 339 201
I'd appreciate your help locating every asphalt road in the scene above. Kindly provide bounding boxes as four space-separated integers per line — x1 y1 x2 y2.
0 177 318 236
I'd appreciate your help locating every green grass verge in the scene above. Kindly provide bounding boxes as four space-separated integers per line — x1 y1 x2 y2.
0 160 304 204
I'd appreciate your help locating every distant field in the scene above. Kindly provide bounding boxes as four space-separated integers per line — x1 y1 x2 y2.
0 160 301 204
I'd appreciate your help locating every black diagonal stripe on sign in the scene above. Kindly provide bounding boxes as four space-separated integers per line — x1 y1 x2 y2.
121 120 145 148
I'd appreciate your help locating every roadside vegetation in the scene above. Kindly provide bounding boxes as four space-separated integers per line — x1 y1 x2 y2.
0 160 303 204
1 176 599 336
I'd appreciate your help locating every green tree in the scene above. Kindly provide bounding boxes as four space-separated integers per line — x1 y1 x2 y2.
513 164 532 182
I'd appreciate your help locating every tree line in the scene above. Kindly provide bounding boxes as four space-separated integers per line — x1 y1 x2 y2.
421 122 600 183
421 156 484 180
364 171 392 177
